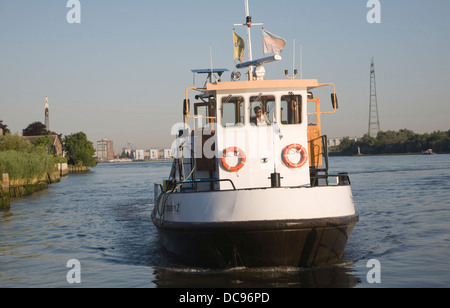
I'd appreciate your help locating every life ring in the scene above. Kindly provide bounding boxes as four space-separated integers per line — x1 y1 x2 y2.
283 144 308 168
221 147 246 172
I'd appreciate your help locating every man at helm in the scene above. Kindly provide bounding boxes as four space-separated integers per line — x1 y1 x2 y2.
252 106 271 126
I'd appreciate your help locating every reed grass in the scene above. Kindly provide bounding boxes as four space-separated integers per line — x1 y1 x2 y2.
0 150 54 180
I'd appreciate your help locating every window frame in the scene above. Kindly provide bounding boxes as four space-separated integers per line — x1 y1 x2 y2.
280 94 303 125
220 95 245 127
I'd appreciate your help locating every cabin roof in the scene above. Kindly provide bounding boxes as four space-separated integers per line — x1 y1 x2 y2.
23 135 60 145
206 79 319 92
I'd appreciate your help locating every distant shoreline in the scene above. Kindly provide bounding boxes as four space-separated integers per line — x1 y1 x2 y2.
329 151 446 157
97 158 172 163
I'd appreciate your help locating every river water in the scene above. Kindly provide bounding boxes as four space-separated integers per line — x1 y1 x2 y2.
1 154 449 288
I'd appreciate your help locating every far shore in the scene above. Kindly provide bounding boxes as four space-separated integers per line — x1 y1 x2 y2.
329 151 446 157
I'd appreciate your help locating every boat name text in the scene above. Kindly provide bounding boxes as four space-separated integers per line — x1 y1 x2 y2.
166 202 180 214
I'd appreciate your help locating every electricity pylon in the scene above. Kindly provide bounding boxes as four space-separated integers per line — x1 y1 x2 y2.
368 58 380 137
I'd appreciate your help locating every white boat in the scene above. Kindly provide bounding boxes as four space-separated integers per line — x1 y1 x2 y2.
152 1 358 268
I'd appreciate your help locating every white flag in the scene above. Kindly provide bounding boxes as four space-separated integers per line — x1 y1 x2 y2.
262 29 286 55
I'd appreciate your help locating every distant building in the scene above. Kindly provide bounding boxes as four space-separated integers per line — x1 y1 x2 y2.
328 137 359 148
119 147 172 160
23 135 63 156
163 149 172 159
144 150 150 160
97 139 114 162
122 148 132 157
134 150 144 161
149 149 159 160
328 138 342 148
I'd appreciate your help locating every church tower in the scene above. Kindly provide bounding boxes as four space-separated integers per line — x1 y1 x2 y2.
45 96 50 131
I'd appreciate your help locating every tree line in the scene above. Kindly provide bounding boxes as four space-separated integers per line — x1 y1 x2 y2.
0 119 96 167
335 129 450 155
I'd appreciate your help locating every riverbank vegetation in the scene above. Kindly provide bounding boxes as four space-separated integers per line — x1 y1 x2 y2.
2 118 96 167
63 132 96 167
1 120 96 207
0 134 56 180
334 129 450 155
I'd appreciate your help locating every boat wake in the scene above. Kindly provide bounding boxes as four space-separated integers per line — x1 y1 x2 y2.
151 260 361 288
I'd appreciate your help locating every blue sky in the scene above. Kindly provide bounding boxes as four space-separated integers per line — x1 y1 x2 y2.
1 0 449 151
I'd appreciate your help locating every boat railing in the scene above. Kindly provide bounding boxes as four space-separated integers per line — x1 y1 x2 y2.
172 178 237 193
310 172 351 187
309 135 350 187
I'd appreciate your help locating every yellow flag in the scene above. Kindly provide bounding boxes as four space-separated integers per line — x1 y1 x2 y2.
233 31 245 63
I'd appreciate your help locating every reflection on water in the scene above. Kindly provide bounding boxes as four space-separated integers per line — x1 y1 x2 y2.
152 263 361 288
1 155 450 288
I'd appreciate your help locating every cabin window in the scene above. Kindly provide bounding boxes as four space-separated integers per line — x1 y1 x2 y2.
221 95 244 127
194 100 216 129
250 95 275 126
281 94 302 125
307 99 317 126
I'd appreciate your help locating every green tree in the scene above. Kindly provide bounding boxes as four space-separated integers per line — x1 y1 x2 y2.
23 121 48 136
339 137 357 155
33 136 55 156
0 133 33 153
63 132 96 167
357 134 375 154
351 129 450 155
426 131 447 150
0 119 10 135
405 133 426 153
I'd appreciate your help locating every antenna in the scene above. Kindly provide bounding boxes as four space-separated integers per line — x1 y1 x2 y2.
285 41 304 80
299 44 303 79
209 44 214 83
284 39 297 79
292 38 295 76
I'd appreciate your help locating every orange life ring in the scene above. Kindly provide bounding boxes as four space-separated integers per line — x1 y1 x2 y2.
221 147 246 172
283 144 308 168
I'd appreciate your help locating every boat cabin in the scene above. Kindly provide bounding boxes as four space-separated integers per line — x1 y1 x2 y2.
169 73 340 193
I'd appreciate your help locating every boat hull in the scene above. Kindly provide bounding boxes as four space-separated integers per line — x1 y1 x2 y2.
152 214 359 268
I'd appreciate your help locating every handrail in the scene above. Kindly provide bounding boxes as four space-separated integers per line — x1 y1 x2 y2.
175 178 236 191
306 97 320 116
315 83 338 115
185 87 217 121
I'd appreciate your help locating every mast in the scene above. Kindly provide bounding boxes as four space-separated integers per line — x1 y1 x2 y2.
234 0 264 80
245 0 252 64
244 0 254 80
234 0 282 80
